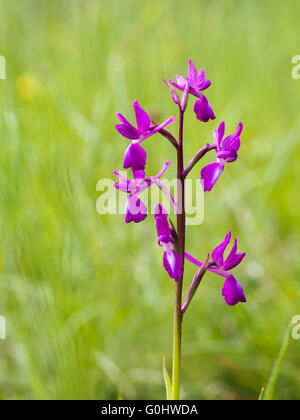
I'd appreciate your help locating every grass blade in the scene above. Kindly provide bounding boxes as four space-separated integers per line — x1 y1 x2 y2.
258 387 265 400
262 321 292 400
163 357 172 400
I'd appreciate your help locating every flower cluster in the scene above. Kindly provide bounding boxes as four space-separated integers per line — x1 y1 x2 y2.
113 60 246 307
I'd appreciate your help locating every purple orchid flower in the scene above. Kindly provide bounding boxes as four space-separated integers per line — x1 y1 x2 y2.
201 121 243 191
115 100 175 177
185 231 246 306
170 60 211 97
210 232 246 306
155 203 183 282
114 171 148 224
169 60 215 123
114 162 171 224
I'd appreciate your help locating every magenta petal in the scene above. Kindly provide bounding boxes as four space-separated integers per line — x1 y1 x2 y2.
201 161 224 191
123 143 147 171
194 96 215 123
223 252 246 271
169 81 184 92
154 203 172 244
197 68 211 90
218 121 225 141
125 195 147 224
212 231 231 267
188 60 198 88
139 116 176 143
222 135 241 153
214 121 225 148
132 169 145 180
222 122 243 152
217 149 238 162
115 124 141 140
222 238 246 270
163 250 183 282
234 122 244 137
154 202 168 217
114 179 136 193
222 275 246 306
175 75 186 88
116 112 136 128
114 171 140 193
197 68 205 80
198 79 211 90
133 100 151 132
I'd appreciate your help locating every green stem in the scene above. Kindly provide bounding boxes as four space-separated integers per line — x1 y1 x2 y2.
172 108 185 400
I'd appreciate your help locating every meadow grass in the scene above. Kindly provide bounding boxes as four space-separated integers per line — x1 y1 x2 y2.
0 0 300 399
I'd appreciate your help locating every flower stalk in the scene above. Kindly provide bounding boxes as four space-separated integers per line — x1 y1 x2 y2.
172 108 185 400
112 59 247 400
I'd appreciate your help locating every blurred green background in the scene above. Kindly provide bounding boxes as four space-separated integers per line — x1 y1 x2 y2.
0 0 300 400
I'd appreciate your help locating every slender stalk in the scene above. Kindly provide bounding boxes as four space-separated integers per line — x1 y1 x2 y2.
181 255 210 314
158 127 179 150
172 108 185 400
182 143 216 178
150 123 179 150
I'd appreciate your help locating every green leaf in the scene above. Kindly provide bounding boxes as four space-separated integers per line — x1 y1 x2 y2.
262 321 292 400
258 387 264 400
162 357 172 400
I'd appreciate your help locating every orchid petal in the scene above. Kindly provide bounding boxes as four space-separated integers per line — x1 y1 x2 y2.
163 249 183 282
175 75 187 88
211 231 231 267
194 96 215 123
198 79 211 91
222 122 243 152
123 143 147 171
154 203 172 244
138 116 176 143
188 60 198 88
222 238 246 270
222 135 241 153
197 68 211 90
133 100 151 132
222 275 246 306
218 121 225 140
125 195 147 224
201 161 224 191
115 123 141 140
223 252 246 271
217 149 238 162
169 80 185 92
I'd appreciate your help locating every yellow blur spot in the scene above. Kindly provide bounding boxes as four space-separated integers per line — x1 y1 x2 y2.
16 74 41 101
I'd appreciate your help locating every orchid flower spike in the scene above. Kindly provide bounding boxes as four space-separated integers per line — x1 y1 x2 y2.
154 203 183 282
201 121 243 191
